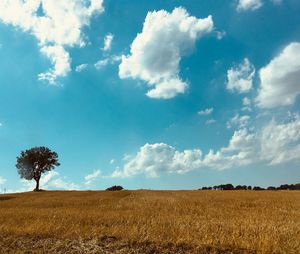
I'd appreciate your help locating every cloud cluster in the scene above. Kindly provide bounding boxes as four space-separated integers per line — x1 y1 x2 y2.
112 116 300 177
0 0 104 84
119 7 214 99
256 42 300 108
226 58 255 93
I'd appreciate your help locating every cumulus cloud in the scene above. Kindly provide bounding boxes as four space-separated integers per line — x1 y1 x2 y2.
84 170 102 186
102 33 114 52
260 115 300 165
202 128 257 170
38 45 71 84
112 143 203 177
111 129 256 177
226 58 255 93
75 63 88 72
111 115 300 177
0 0 104 84
198 107 214 116
237 0 263 11
256 42 300 108
119 7 214 99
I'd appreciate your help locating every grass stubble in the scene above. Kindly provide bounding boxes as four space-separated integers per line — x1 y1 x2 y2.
0 190 299 253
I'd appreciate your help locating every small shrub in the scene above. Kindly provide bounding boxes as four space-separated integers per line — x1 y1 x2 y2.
106 185 124 191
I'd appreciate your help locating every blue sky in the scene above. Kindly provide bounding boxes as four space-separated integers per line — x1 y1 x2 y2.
0 0 300 192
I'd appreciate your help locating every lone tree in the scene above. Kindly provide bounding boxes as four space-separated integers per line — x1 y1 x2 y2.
16 147 60 191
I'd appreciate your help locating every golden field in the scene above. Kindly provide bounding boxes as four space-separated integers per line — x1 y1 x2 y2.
0 190 299 253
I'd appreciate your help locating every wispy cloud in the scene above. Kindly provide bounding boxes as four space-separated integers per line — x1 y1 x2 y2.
95 55 122 69
84 170 102 186
198 108 214 116
75 64 88 73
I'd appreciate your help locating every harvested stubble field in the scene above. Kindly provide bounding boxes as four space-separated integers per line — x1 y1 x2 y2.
0 190 299 253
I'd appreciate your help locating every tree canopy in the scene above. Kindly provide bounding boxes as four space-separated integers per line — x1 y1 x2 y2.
16 147 60 191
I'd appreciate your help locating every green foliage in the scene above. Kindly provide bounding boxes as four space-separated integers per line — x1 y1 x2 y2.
16 147 60 191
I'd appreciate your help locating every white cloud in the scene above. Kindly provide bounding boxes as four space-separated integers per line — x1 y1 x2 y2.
111 130 256 177
260 115 300 165
10 171 79 193
39 171 79 190
146 78 187 99
112 143 203 177
0 0 104 84
198 107 214 116
206 119 216 125
0 176 6 185
75 63 88 72
102 33 114 51
119 7 214 99
243 97 251 106
38 45 71 84
256 42 300 108
202 128 257 170
110 159 115 164
111 114 300 177
84 169 101 186
237 0 263 11
226 58 255 93
227 114 250 129
95 55 122 69
216 30 226 40
242 97 252 111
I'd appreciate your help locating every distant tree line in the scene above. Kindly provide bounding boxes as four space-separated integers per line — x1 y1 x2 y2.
200 183 300 191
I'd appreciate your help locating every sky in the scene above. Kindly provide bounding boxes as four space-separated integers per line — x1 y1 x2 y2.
0 0 300 192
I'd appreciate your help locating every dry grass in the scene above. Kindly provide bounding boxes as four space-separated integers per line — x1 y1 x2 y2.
0 190 299 253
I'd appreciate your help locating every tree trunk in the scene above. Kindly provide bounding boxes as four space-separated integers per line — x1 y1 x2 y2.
34 178 40 191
